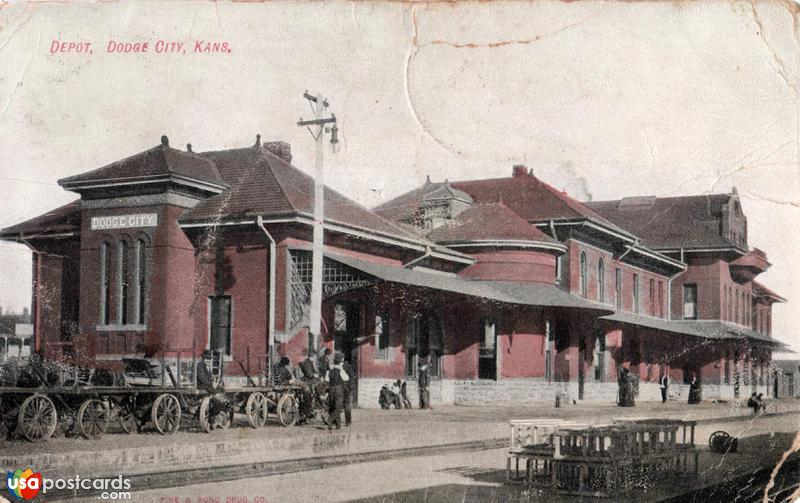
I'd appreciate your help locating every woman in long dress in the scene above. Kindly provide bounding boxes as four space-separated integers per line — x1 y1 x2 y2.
688 373 701 404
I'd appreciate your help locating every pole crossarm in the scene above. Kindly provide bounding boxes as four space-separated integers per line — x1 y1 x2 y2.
297 117 337 127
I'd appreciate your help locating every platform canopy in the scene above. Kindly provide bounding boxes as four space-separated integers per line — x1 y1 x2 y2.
325 252 612 312
601 311 788 348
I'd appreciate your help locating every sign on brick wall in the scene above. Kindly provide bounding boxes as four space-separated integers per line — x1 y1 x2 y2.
90 213 158 230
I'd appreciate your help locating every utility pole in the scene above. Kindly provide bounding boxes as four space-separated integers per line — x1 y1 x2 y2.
298 92 338 355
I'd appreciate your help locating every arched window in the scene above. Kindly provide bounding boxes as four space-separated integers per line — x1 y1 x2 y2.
99 241 111 325
597 258 605 303
135 238 148 324
117 240 129 325
579 251 587 298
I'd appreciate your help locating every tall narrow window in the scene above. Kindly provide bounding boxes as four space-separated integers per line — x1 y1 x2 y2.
594 332 605 381
728 286 733 321
633 274 640 313
658 281 664 318
615 268 622 310
579 252 587 298
735 289 740 324
135 239 147 324
100 242 111 325
544 320 553 381
117 240 129 325
405 315 419 377
597 259 605 303
375 313 389 360
683 284 698 319
208 295 232 356
649 279 655 315
555 255 563 285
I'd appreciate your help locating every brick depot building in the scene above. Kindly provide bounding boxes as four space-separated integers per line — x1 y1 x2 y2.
0 136 787 405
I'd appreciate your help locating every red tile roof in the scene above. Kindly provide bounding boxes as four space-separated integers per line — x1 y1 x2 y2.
426 203 559 245
585 194 743 251
58 139 226 190
752 281 786 303
179 146 433 245
375 173 633 239
0 200 81 238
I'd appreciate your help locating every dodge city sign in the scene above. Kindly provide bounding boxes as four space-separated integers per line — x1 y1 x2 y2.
90 213 158 230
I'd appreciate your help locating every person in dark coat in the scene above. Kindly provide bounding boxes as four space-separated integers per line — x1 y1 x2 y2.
318 348 332 376
297 350 319 422
617 367 629 407
688 373 701 404
299 350 319 381
272 356 293 385
659 372 669 403
342 358 354 426
324 353 350 430
418 357 431 409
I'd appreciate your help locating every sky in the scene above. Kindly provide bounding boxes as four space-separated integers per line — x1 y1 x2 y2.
0 0 798 353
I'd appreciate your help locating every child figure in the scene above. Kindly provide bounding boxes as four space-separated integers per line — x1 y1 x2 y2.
398 379 412 409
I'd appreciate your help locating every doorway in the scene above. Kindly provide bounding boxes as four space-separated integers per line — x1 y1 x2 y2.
334 302 361 407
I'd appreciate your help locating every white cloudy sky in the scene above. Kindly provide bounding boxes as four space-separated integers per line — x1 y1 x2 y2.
0 1 798 353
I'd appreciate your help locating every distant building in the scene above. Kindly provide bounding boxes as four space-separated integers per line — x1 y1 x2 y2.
0 137 789 405
772 360 800 398
0 308 32 361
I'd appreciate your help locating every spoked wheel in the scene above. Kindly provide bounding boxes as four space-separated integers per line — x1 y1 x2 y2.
119 410 137 434
17 394 58 442
245 392 269 428
198 396 231 433
276 393 299 427
151 393 181 435
77 399 110 439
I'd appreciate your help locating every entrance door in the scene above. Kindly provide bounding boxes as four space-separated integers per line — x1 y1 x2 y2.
478 318 497 380
334 303 361 406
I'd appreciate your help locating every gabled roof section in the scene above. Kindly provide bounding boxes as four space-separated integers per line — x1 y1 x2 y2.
0 200 81 239
58 137 227 192
752 281 786 303
180 145 450 252
422 183 473 205
586 193 743 251
426 203 562 248
375 172 634 240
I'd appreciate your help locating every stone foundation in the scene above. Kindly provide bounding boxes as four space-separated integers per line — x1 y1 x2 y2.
356 378 775 407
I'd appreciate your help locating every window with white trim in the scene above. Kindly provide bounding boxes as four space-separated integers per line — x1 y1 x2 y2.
683 284 698 320
375 313 389 360
597 259 605 303
208 295 232 357
99 241 111 325
579 251 587 298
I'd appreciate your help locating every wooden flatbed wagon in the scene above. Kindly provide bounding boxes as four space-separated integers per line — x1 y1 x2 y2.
0 354 309 443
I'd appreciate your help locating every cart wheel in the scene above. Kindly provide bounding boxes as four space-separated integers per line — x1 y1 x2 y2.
77 399 110 439
277 394 299 427
17 394 58 442
119 410 137 434
245 392 269 428
151 394 181 435
198 397 231 433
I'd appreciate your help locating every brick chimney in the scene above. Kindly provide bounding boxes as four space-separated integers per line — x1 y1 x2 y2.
512 164 528 178
263 141 292 164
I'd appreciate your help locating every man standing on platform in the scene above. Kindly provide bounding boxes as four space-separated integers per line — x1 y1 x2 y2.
342 357 354 426
418 356 431 409
324 352 350 430
659 372 669 403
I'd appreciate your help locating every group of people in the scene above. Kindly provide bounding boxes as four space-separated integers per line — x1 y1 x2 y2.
378 356 433 410
747 392 768 414
272 348 354 430
617 367 703 406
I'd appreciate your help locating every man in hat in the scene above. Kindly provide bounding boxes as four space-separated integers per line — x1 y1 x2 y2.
342 357 355 426
272 356 293 385
418 356 431 409
318 348 332 376
324 352 350 429
299 350 319 381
